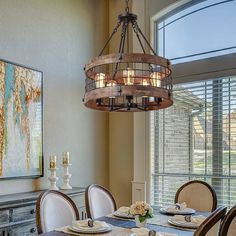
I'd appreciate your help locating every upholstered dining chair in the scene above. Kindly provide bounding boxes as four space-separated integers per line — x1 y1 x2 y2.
36 190 80 234
193 206 227 236
175 180 217 212
85 184 117 219
219 205 236 236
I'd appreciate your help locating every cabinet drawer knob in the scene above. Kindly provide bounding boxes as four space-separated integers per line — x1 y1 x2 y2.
30 228 36 233
30 209 36 214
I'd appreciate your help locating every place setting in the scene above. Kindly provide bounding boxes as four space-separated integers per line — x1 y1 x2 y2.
56 219 114 235
112 206 135 219
157 202 207 230
69 219 113 234
167 214 206 229
159 202 196 215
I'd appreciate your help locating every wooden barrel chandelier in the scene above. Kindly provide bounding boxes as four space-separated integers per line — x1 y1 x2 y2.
83 1 173 112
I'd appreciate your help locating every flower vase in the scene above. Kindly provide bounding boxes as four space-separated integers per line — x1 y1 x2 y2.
135 215 147 228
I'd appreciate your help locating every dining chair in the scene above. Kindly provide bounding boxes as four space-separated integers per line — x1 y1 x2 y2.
175 180 217 212
219 205 236 236
36 190 80 234
193 206 227 236
85 184 117 219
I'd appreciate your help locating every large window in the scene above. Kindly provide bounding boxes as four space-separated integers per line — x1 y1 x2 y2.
150 0 236 208
150 77 236 208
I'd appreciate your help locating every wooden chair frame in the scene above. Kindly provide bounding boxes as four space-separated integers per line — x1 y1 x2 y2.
36 190 80 234
85 184 117 219
193 206 227 236
175 180 217 212
219 205 236 236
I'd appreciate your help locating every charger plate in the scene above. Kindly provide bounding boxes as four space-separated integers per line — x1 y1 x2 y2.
168 218 199 229
68 223 113 234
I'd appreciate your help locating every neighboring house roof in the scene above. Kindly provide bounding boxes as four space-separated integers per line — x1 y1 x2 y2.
174 85 234 141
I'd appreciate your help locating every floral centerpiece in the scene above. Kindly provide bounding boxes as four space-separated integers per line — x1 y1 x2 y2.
130 201 153 227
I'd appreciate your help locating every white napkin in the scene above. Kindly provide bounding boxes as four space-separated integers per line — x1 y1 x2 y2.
72 219 109 229
165 202 187 212
173 215 206 225
117 206 131 214
131 228 177 236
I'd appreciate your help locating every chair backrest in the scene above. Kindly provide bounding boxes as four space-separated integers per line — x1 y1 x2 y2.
219 205 236 236
85 184 117 219
193 206 226 236
36 190 79 234
175 180 217 212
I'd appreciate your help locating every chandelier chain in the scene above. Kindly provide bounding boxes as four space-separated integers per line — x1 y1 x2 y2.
112 20 128 80
125 0 129 13
99 21 121 56
120 22 128 54
131 20 146 54
136 24 157 56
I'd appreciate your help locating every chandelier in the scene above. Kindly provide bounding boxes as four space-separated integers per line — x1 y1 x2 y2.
83 0 173 112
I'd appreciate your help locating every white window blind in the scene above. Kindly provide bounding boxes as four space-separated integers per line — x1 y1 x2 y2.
150 77 236 208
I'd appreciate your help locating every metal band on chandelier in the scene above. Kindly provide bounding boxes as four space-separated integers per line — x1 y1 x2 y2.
83 0 173 112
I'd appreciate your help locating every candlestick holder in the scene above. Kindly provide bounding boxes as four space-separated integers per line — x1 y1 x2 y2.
61 164 72 189
48 168 59 190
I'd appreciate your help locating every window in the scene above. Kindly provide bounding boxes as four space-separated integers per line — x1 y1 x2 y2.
156 0 236 64
150 77 236 208
150 0 236 208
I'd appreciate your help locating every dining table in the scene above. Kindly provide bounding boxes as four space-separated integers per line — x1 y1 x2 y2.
39 209 210 236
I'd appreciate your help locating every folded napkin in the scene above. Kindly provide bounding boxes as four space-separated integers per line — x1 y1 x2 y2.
131 228 177 236
72 219 109 229
117 206 131 214
165 202 187 212
173 215 206 225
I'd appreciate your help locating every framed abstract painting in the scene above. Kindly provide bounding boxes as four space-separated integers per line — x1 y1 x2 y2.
0 59 43 179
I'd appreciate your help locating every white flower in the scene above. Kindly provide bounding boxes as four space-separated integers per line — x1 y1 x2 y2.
130 201 153 217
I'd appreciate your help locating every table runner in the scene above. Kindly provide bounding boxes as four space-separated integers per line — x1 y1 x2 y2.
99 216 194 236
107 212 201 230
41 219 194 236
107 214 177 228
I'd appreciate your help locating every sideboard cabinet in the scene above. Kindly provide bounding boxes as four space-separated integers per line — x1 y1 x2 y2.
0 187 86 235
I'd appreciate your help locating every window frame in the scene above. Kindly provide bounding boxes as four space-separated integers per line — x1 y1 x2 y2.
154 0 236 63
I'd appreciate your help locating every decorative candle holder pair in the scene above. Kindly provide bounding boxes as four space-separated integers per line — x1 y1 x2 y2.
48 152 72 190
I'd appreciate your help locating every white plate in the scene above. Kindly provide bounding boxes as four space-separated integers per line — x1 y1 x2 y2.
168 218 199 229
160 207 196 215
68 224 113 234
113 211 135 219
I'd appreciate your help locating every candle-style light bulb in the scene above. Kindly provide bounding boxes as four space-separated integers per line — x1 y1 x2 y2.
95 73 106 88
142 78 150 86
123 68 134 85
106 80 117 87
150 72 161 87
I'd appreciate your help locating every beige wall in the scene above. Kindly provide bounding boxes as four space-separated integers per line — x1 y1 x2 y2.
148 0 180 17
109 113 133 207
0 0 109 195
